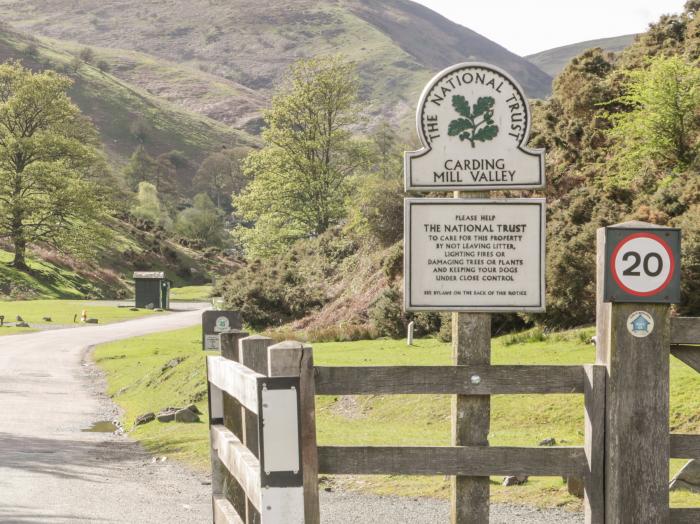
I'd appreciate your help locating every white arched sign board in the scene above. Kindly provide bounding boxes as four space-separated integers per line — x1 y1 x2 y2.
405 63 544 192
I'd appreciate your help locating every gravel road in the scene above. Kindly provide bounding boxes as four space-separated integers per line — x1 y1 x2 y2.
1 310 584 523
320 491 583 523
0 309 212 523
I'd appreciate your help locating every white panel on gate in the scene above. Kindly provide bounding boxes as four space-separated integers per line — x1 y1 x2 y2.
261 487 304 523
261 387 300 473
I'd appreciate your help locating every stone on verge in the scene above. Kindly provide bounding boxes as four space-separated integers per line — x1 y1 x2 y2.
134 412 155 426
539 437 556 446
15 321 30 328
502 475 528 486
157 410 177 423
670 460 700 493
174 408 200 423
85 318 99 324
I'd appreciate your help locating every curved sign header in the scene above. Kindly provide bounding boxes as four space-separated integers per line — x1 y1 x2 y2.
405 62 545 192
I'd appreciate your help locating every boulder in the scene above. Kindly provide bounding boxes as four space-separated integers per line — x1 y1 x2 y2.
15 322 30 328
502 475 528 486
134 412 155 427
174 408 200 423
157 409 177 423
187 404 202 415
539 437 557 446
670 460 700 493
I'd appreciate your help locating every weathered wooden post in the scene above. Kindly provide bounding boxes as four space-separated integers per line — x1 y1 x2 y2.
596 221 681 523
219 329 250 520
404 62 546 523
268 341 320 524
239 335 273 524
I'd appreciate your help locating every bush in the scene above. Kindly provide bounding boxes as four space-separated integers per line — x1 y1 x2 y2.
369 286 406 338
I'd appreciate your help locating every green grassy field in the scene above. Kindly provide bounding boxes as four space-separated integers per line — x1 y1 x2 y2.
0 299 164 331
170 285 213 302
93 326 700 509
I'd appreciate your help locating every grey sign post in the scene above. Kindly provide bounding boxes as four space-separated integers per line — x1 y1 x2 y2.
202 311 243 351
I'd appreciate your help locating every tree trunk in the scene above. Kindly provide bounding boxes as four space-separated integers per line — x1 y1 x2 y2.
10 213 28 270
11 238 28 270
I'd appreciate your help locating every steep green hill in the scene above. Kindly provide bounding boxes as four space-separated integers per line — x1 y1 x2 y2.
0 25 256 182
0 0 553 134
526 34 637 77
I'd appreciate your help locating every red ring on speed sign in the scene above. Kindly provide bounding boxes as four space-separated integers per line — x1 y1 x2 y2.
610 232 675 297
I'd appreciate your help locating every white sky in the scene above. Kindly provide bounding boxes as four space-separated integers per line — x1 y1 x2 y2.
414 0 688 56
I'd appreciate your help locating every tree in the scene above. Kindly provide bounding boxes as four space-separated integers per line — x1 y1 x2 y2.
0 62 110 269
124 145 158 190
131 182 170 227
233 56 364 257
79 47 95 65
175 193 225 246
607 55 700 186
193 148 247 210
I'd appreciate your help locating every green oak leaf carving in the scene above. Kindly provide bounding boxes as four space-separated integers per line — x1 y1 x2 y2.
448 95 499 148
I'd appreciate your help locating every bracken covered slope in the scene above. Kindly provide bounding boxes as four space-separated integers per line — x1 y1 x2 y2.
0 0 553 132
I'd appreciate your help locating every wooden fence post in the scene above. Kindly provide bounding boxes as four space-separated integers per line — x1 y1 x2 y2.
451 312 491 524
268 341 321 524
238 335 272 524
596 226 671 523
220 330 250 522
583 364 605 524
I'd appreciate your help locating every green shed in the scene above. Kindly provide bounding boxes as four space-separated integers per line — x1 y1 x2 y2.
133 271 171 309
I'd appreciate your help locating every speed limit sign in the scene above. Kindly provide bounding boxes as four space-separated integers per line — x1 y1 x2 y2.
604 225 681 303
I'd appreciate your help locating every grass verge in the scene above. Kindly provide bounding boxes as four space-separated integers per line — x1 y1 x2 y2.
0 299 164 326
93 326 700 509
170 285 213 302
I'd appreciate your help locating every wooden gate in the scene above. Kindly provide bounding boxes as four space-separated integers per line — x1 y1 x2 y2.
208 222 700 523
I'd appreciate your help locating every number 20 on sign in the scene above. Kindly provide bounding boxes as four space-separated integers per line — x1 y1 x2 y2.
604 226 681 304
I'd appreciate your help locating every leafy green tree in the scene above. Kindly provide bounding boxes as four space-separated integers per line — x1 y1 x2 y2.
233 56 364 257
124 145 158 190
175 193 225 246
193 148 247 210
131 181 170 227
0 62 111 269
607 55 700 186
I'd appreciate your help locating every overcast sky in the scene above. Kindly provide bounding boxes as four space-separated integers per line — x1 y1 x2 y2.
414 0 687 56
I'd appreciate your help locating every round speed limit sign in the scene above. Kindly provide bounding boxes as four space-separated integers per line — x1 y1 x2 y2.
611 233 675 297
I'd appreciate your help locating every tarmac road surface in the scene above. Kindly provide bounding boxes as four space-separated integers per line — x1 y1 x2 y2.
0 309 212 524
0 308 584 523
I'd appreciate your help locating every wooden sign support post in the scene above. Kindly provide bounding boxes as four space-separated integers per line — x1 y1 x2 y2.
451 191 491 524
596 222 679 523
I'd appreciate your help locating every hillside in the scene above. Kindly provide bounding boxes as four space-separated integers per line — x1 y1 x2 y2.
526 34 637 76
0 0 553 134
0 215 239 300
0 25 257 182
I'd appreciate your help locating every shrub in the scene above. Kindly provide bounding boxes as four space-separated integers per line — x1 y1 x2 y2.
369 286 406 338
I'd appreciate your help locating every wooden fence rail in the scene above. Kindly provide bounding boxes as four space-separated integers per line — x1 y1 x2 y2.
317 445 587 477
314 365 584 395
